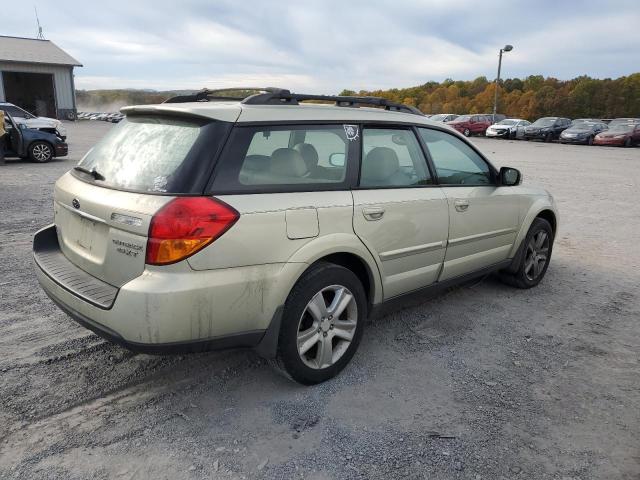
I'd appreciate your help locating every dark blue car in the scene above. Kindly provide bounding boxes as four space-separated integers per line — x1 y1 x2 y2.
2 110 68 163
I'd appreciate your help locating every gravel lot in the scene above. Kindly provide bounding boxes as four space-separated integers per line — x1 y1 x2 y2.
0 121 638 480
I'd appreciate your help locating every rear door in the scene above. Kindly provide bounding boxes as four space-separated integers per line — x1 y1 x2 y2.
352 126 448 299
55 114 233 286
417 127 519 281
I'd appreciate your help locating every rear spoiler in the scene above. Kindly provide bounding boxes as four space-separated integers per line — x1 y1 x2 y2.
119 104 241 123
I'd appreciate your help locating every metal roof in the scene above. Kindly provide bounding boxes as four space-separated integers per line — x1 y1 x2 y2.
0 35 82 67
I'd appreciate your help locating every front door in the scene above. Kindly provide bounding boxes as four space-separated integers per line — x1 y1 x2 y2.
417 127 520 281
352 126 449 299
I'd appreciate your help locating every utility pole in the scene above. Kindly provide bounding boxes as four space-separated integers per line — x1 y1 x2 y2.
493 44 513 116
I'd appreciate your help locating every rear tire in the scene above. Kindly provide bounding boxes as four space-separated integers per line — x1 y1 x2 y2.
463 128 471 137
588 136 594 146
624 137 632 148
29 141 53 163
272 262 366 384
499 218 554 289
544 133 553 143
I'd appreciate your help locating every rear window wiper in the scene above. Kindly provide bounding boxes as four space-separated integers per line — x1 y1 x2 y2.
74 165 105 181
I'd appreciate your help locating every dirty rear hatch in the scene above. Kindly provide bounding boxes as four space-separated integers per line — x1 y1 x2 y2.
51 109 236 288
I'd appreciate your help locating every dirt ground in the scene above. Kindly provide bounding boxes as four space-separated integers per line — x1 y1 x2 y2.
0 121 638 480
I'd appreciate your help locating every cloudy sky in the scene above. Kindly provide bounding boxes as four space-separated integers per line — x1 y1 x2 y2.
4 0 640 92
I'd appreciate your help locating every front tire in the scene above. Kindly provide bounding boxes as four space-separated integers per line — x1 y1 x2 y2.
273 263 366 384
500 218 554 289
544 133 553 143
587 136 594 146
29 141 53 163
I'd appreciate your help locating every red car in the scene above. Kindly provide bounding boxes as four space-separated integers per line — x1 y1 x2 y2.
594 123 640 147
446 114 492 137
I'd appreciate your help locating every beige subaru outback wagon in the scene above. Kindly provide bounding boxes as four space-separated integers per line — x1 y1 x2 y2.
33 88 558 384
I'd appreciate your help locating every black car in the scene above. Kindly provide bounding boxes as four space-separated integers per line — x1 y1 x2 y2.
2 110 68 163
524 117 572 142
559 121 608 145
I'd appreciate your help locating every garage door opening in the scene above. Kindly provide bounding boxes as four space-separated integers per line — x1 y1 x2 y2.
2 71 57 118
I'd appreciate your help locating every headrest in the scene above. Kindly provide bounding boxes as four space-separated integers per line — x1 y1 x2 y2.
271 148 308 178
243 154 270 172
293 143 319 169
362 147 400 182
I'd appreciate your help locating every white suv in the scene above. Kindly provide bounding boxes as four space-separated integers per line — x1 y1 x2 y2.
33 88 558 384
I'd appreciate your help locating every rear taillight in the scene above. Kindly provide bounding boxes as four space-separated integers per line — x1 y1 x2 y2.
146 197 239 266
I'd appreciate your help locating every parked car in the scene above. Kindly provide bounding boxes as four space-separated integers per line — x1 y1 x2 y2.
608 118 640 127
594 123 640 147
484 113 506 123
32 88 558 384
0 102 67 140
524 117 571 142
559 121 608 145
571 118 603 125
485 118 531 139
1 110 68 162
446 114 492 137
429 113 458 123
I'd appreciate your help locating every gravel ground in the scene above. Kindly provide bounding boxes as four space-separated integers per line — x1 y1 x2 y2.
0 121 638 480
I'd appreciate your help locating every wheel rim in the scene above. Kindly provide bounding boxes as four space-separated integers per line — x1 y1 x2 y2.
524 230 550 281
296 285 358 370
33 144 52 161
464 129 470 136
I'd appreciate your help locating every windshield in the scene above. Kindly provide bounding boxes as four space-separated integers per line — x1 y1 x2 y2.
452 115 471 122
609 124 634 133
532 118 556 127
76 116 226 194
497 120 517 126
430 114 448 121
2 105 35 119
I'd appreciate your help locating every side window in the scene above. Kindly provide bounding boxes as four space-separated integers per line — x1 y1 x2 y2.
418 128 492 185
212 125 351 190
360 128 431 188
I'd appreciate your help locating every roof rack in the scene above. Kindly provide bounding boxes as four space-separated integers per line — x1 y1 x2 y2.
163 87 424 115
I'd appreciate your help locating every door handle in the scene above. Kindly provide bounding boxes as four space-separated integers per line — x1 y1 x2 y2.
454 199 469 212
362 207 385 221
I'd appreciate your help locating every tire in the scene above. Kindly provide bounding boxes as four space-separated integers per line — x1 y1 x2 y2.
29 141 53 163
588 136 594 146
499 218 554 289
544 133 553 143
272 262 366 384
624 137 632 148
463 128 471 137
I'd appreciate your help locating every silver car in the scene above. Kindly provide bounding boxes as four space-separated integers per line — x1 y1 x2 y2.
33 88 558 384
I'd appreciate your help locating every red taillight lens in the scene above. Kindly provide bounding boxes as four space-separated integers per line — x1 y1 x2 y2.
146 197 239 265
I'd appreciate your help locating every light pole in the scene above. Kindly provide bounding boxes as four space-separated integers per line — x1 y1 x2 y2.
493 44 513 117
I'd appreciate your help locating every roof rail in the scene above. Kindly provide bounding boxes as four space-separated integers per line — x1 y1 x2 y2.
163 87 424 115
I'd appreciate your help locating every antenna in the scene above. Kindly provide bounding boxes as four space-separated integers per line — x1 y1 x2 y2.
34 6 45 39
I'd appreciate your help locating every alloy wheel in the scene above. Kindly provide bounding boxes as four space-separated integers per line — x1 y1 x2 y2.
524 230 550 281
33 144 52 162
296 285 358 369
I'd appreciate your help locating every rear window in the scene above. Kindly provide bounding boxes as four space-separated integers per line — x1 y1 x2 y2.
75 116 230 194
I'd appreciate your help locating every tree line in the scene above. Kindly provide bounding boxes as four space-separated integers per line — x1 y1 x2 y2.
341 74 640 120
76 73 640 120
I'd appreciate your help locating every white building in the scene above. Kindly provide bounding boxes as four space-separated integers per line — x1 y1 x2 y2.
0 35 82 120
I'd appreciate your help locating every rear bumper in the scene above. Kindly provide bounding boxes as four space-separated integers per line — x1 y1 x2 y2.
33 225 295 353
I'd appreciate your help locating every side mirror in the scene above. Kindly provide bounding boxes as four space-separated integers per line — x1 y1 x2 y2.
329 152 346 167
500 166 521 186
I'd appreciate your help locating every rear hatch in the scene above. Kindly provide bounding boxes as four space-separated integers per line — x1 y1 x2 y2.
54 112 234 286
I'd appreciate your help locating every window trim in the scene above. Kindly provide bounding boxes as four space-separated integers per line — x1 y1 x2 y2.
354 124 437 190
206 123 360 195
416 126 498 187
